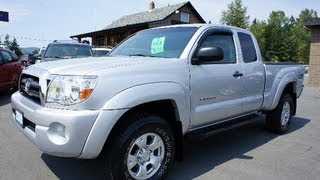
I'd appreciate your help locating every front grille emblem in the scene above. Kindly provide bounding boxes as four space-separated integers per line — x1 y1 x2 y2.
24 79 31 93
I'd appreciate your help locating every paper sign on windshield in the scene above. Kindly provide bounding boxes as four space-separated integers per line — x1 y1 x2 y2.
151 37 166 54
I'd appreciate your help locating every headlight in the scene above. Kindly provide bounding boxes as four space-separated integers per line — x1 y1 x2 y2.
46 75 98 106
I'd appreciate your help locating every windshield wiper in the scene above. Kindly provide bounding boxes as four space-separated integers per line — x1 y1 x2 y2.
45 56 80 59
128 54 158 58
44 56 64 59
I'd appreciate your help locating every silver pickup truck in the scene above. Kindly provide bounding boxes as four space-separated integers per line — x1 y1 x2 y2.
11 24 304 179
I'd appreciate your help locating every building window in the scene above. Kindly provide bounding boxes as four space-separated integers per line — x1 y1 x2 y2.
180 12 190 23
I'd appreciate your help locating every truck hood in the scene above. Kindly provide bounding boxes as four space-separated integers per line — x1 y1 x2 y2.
31 56 175 75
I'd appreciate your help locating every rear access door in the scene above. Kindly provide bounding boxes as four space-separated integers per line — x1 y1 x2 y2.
237 32 265 113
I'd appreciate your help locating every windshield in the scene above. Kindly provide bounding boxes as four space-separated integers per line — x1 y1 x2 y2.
44 44 93 59
109 27 198 58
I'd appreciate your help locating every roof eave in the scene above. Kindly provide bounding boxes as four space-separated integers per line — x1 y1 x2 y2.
70 23 149 38
304 18 320 28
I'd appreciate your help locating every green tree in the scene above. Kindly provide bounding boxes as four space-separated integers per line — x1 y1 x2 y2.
264 11 291 62
250 19 267 60
4 34 10 47
220 0 250 29
9 38 23 57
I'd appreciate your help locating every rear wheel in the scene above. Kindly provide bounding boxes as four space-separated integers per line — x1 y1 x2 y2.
266 93 294 133
105 114 175 180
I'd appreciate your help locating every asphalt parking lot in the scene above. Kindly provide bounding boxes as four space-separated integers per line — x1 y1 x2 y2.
0 87 319 180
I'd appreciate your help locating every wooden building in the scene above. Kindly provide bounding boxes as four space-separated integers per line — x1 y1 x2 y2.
70 1 205 47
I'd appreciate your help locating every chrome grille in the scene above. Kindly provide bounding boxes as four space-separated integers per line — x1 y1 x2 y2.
20 74 41 104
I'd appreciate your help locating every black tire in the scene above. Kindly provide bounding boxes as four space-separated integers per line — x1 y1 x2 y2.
105 114 175 180
266 93 294 134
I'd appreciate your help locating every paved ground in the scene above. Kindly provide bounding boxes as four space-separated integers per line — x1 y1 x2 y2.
0 87 319 180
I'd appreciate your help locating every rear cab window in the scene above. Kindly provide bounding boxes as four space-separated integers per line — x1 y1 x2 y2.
1 50 13 63
238 32 257 63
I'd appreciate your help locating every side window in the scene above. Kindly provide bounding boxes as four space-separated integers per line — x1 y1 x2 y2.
1 51 13 63
238 32 257 63
198 34 236 63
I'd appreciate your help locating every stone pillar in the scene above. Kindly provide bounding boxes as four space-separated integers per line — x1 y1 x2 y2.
308 28 320 87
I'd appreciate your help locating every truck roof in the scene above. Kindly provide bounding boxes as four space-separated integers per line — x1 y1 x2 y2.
150 23 250 33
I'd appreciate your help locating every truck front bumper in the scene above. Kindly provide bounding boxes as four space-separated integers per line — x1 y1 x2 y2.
11 92 126 158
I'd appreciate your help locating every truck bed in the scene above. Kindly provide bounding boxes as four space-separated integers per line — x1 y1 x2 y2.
262 62 305 110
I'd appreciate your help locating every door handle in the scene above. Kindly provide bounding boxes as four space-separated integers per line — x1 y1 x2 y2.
233 71 243 77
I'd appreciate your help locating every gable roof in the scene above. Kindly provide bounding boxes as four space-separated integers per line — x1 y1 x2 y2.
104 1 205 30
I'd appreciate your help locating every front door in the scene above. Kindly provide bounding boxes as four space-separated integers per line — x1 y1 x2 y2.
190 29 244 128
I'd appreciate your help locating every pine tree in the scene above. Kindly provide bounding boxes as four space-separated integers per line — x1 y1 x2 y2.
9 38 23 57
250 19 267 60
220 0 250 29
4 34 10 47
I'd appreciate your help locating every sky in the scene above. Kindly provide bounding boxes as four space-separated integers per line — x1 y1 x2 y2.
0 0 319 48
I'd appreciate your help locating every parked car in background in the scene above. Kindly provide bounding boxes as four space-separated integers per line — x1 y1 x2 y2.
92 47 112 57
41 42 93 62
0 48 23 92
21 54 39 66
39 48 45 58
303 65 309 74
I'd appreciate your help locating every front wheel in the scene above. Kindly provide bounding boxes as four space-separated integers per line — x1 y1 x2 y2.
105 114 175 180
266 93 294 133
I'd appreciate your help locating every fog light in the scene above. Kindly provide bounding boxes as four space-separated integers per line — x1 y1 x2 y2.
47 122 70 145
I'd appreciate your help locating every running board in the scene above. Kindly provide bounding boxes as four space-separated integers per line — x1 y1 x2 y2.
186 114 261 140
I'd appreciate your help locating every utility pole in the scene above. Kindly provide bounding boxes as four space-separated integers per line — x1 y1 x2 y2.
41 32 44 48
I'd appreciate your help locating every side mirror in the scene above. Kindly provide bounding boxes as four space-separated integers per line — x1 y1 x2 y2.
192 47 224 65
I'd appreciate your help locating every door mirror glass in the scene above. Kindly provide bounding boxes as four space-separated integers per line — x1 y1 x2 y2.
193 47 224 64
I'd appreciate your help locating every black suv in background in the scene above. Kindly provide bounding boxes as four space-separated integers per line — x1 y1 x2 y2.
21 54 39 66
41 42 93 62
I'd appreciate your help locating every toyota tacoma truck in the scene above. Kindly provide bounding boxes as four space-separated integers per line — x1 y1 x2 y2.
11 24 304 179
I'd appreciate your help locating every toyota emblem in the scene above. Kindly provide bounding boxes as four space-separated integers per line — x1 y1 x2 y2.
24 80 31 93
